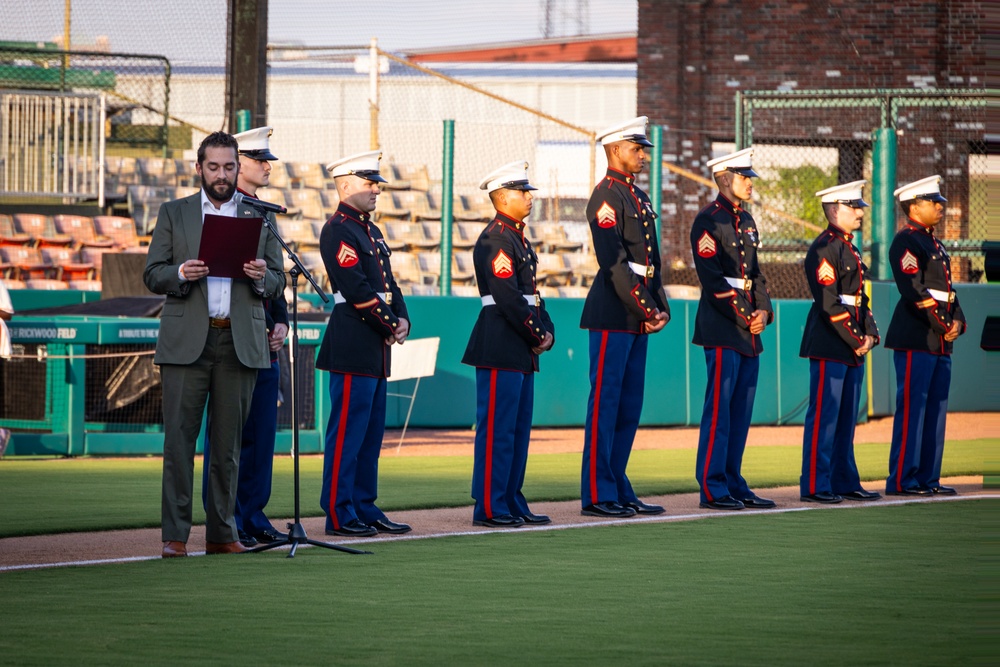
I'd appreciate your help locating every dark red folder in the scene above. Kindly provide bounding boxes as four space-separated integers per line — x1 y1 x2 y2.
197 213 264 279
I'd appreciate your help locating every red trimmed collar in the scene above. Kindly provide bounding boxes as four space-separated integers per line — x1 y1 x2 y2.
494 211 526 235
825 224 853 242
605 167 635 185
236 186 253 197
906 217 934 235
716 193 743 216
337 201 371 226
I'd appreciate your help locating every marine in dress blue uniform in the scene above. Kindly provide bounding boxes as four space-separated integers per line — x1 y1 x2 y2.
317 149 413 537
202 127 290 547
462 161 555 528
690 148 775 511
884 175 965 496
579 116 669 518
799 181 882 504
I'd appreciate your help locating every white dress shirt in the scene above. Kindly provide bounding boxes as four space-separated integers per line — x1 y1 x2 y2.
175 190 238 318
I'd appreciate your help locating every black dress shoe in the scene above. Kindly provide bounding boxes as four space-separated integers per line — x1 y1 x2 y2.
581 501 637 518
325 519 377 537
699 495 745 510
473 514 525 528
839 489 882 501
739 494 776 509
369 518 412 534
519 512 552 525
237 530 258 548
623 500 666 515
886 487 932 496
925 485 958 495
800 492 843 504
252 528 288 543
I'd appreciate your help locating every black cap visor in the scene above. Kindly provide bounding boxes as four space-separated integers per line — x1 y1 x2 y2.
502 180 538 191
727 166 760 178
352 169 388 184
240 148 278 161
626 134 654 147
916 193 947 203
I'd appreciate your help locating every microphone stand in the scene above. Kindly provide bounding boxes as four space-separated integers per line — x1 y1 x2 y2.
245 205 370 557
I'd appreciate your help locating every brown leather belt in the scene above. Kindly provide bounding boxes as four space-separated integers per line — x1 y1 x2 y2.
209 317 231 329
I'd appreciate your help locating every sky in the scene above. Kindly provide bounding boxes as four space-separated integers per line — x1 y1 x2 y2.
0 0 638 64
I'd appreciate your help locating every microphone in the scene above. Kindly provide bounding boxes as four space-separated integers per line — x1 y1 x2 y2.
233 191 287 215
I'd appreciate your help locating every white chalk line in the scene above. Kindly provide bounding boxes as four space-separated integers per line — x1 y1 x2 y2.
2 493 996 573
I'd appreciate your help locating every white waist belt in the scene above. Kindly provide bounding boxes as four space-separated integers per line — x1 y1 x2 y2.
725 276 753 290
927 288 955 303
332 291 387 304
481 294 539 307
628 262 654 278
839 294 862 307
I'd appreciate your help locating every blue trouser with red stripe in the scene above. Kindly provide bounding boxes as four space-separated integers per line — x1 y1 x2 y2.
887 350 951 493
320 372 388 531
695 347 758 504
202 359 280 536
471 368 534 521
581 330 647 508
800 359 865 497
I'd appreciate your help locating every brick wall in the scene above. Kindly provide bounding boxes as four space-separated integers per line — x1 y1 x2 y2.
637 0 986 269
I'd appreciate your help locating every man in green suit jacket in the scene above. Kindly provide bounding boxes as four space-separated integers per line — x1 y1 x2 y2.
144 131 285 558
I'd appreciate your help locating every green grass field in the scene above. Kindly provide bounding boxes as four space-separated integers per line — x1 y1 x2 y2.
0 501 993 666
0 439 990 538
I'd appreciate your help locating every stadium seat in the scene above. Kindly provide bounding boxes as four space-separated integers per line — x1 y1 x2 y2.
1 244 59 280
318 190 340 217
420 222 442 250
557 285 589 299
395 163 431 191
138 157 179 186
375 192 410 222
68 279 102 291
286 188 327 221
266 162 292 190
255 188 300 217
408 284 439 296
381 221 408 251
24 278 68 290
395 191 441 221
453 194 492 222
663 284 701 300
390 251 423 286
276 219 319 250
417 252 441 284
539 285 560 299
538 223 583 253
40 247 95 281
454 222 485 249
0 278 27 291
174 159 198 187
93 216 143 250
52 215 115 249
0 214 32 245
562 252 599 286
80 247 117 277
128 185 174 235
536 252 572 285
13 214 73 247
286 162 329 190
450 284 480 298
380 163 412 190
451 251 476 284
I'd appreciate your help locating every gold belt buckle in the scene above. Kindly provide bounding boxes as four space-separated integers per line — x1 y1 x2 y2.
645 265 655 279
948 292 955 303
534 293 541 307
743 278 752 291
385 292 392 305
854 295 862 308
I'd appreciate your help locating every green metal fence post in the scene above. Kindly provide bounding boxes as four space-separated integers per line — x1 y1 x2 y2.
236 109 251 133
440 119 455 295
871 126 897 280
650 124 663 245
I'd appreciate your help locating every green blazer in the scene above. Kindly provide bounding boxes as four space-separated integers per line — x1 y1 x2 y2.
143 193 285 369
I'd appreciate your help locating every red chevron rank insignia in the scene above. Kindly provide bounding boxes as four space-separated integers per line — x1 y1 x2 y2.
492 249 513 278
337 242 359 267
596 202 616 228
816 258 836 285
900 250 918 274
697 231 716 258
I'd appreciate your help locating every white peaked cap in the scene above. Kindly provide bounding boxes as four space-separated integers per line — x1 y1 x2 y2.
478 160 538 193
706 147 758 177
595 116 654 147
326 149 387 183
893 175 947 203
233 126 278 160
816 180 869 207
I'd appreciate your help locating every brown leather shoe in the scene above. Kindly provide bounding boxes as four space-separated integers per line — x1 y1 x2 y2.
205 540 248 555
162 541 188 558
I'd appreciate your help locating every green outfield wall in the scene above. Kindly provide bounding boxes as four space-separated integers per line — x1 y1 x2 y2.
2 283 997 456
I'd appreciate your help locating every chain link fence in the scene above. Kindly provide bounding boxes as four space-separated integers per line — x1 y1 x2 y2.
735 89 993 288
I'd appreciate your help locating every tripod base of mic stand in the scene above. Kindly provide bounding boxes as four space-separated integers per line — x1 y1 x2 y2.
248 521 372 557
